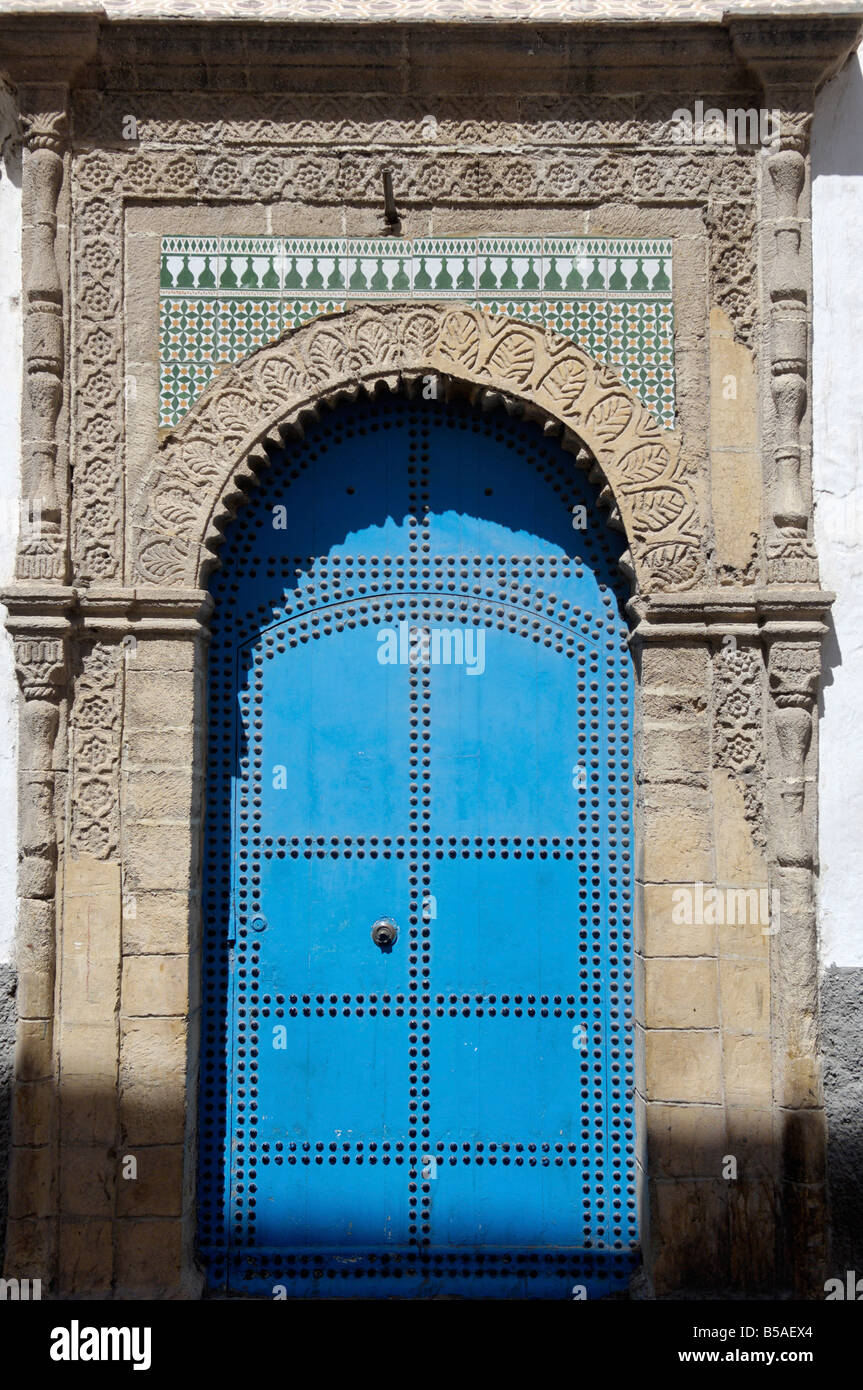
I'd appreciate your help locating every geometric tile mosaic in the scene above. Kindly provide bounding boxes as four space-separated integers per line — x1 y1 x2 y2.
160 235 675 429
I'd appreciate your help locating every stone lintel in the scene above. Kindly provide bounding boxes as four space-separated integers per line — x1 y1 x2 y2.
2 584 213 640
628 586 832 642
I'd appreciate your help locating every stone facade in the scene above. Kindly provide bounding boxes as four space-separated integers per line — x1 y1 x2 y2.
0 8 860 1297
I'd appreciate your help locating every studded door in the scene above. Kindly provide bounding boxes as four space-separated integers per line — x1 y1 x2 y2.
199 393 637 1299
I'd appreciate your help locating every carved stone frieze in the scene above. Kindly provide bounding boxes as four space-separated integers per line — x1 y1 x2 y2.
69 90 750 152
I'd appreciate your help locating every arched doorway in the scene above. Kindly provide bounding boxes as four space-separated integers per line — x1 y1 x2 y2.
198 388 637 1298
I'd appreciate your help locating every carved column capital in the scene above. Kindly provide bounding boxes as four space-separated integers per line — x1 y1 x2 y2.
20 106 67 157
13 636 66 703
767 639 820 712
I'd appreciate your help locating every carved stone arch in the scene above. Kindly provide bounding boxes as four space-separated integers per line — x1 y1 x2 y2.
132 303 704 594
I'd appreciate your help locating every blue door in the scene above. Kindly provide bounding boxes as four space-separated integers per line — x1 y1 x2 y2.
199 392 637 1298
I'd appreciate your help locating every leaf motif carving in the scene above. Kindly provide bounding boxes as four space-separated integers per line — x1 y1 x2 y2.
641 540 703 589
401 307 441 361
155 486 200 533
353 314 397 370
178 439 221 485
438 310 481 370
586 393 633 444
538 357 589 413
137 534 188 585
307 327 346 380
630 485 687 535
215 389 259 437
616 442 670 488
488 330 536 385
256 353 308 408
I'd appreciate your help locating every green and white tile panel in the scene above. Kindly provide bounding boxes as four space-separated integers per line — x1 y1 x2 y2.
159 235 675 429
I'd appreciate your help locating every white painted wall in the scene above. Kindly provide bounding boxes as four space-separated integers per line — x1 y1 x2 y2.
813 45 863 971
0 83 20 970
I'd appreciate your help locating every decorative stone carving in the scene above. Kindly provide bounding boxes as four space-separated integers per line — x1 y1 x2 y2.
132 303 703 594
68 642 122 860
713 644 765 846
18 101 68 582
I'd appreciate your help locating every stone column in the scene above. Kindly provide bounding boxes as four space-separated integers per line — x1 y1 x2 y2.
2 75 74 1287
17 87 69 583
766 633 826 1294
763 105 816 586
3 634 66 1282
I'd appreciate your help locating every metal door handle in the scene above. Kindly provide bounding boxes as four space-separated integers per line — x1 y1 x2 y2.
371 917 399 949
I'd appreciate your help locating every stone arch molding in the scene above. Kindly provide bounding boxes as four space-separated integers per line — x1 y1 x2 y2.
133 303 703 593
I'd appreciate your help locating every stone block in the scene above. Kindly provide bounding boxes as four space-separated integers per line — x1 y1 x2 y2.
116 1146 184 1218
122 891 195 956
644 958 719 1029
14 1019 52 1082
59 1219 113 1294
122 954 189 1017
725 1106 777 1180
130 638 198 672
60 1147 117 1219
644 1101 726 1179
636 721 710 787
123 769 201 822
120 1082 187 1147
719 961 770 1034
723 1034 772 1106
638 790 714 883
124 819 202 893
58 1024 118 1083
8 1145 56 1220
115 1219 184 1293
61 856 122 1028
12 1079 54 1148
728 1181 777 1290
636 881 717 957
124 727 198 769
645 1029 722 1103
639 643 709 695
59 1080 117 1146
781 1106 827 1184
713 769 768 886
3 1217 57 1281
124 669 197 731
649 1178 729 1293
